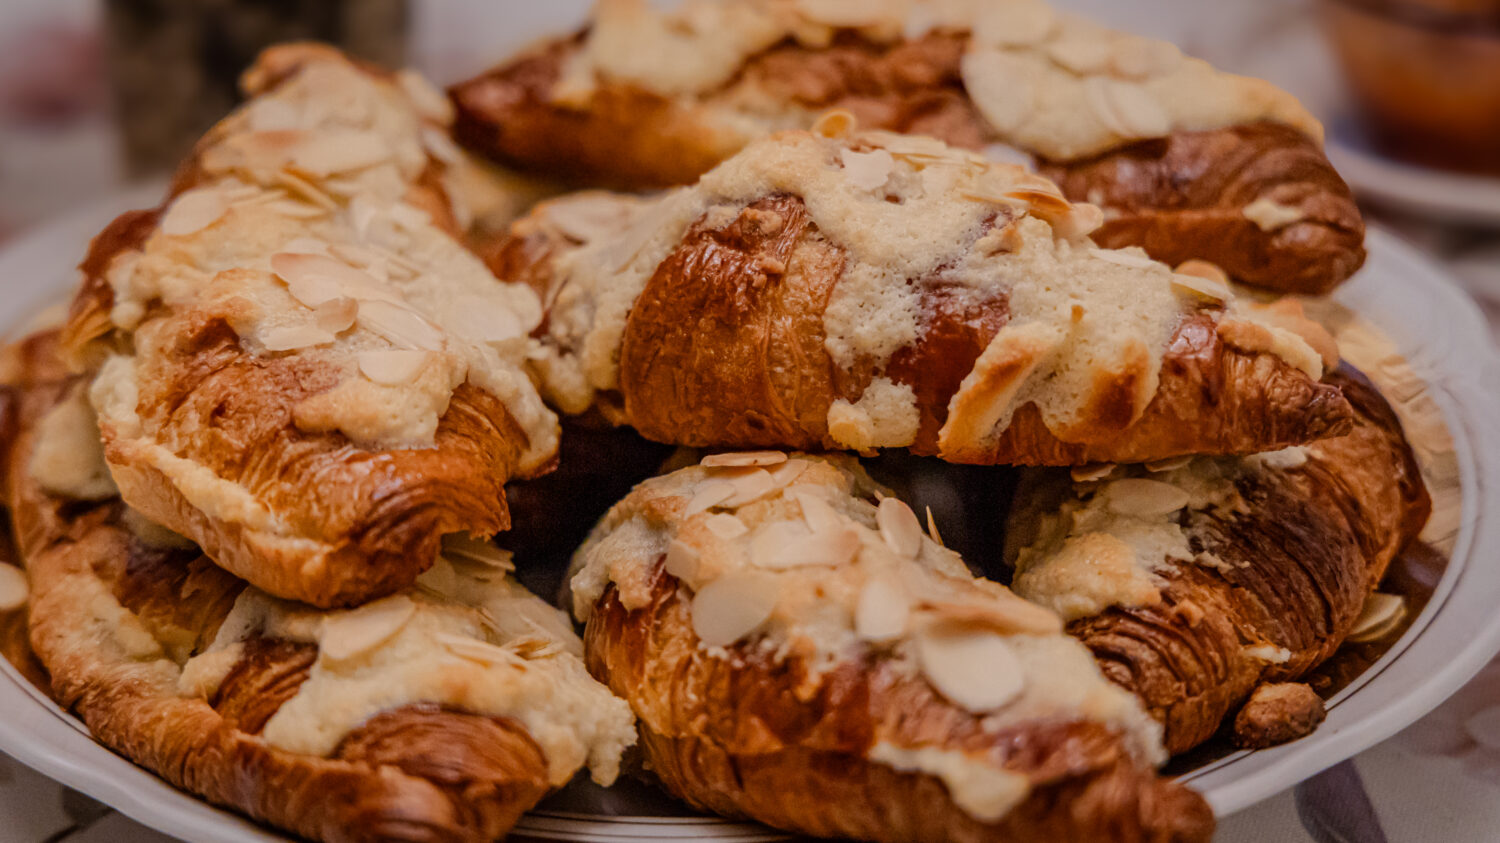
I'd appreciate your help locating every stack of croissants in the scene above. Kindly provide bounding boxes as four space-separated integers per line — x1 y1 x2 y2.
0 1 1441 841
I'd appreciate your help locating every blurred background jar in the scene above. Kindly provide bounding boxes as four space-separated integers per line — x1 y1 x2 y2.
1319 0 1500 174
105 0 408 175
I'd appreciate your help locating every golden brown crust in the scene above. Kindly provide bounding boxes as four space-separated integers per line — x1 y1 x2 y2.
1012 368 1429 754
585 570 1213 842
6 333 556 843
451 29 1363 293
1037 123 1366 296
502 194 1352 465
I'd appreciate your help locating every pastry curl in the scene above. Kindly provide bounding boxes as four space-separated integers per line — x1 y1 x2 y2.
1005 368 1430 753
572 453 1213 842
450 0 1363 293
4 331 634 843
490 129 1352 466
62 45 559 607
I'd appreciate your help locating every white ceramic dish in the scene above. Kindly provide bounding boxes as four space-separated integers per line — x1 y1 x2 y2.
0 183 1497 841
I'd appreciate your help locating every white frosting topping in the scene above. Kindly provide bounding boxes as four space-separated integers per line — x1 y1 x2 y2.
181 542 635 787
29 382 117 501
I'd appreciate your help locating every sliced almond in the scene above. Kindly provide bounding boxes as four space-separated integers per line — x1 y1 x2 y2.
266 199 332 219
685 479 736 515
292 130 392 176
274 170 339 211
260 323 335 352
877 497 923 559
281 237 329 256
767 457 809 488
421 126 463 166
1070 463 1117 483
691 571 779 647
663 539 701 582
1047 38 1113 75
436 632 523 667
1145 456 1192 473
1052 202 1105 240
855 576 910 642
1104 478 1190 517
388 201 432 231
313 297 358 334
1171 271 1233 303
1110 37 1183 79
161 189 228 237
357 349 431 385
0 566 29 612
920 593 1063 636
721 467 778 507
320 595 415 661
794 490 845 534
812 109 858 139
1347 593 1406 643
442 534 515 570
358 299 445 351
704 513 749 540
702 451 788 469
1087 77 1170 139
916 626 1025 712
750 520 861 570
925 506 944 546
1175 259 1230 285
1091 247 1159 270
840 148 896 192
271 252 384 307
397 68 455 123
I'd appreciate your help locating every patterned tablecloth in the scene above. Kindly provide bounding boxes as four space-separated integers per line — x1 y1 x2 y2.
2 0 1499 840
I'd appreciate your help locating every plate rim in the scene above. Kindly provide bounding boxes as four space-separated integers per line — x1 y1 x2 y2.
0 197 1495 839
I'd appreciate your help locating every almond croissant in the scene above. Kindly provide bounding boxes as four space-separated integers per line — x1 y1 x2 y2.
451 0 1364 294
1004 368 1430 753
488 129 1352 466
571 453 1213 842
62 45 559 608
5 331 635 843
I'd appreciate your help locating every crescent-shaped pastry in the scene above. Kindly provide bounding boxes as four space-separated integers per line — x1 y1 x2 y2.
1004 368 1430 753
450 0 1364 294
61 45 559 607
487 128 1352 466
571 453 1214 842
4 331 635 842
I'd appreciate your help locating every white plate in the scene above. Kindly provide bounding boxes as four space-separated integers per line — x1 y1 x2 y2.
0 176 1498 840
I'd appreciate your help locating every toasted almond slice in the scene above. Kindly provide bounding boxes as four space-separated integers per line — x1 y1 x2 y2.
1091 247 1159 270
684 479 735 515
292 130 391 176
855 576 910 642
750 520 861 569
0 566 28 612
248 97 302 132
691 571 779 647
704 513 749 540
1053 202 1105 240
397 68 455 122
358 299 445 351
1047 38 1113 75
436 632 523 667
1111 37 1184 79
313 297 358 334
320 595 415 661
388 201 432 231
840 148 896 192
1144 456 1193 473
1171 271 1233 303
877 497 924 559
1087 77 1170 139
663 539 700 582
421 126 463 166
281 237 329 256
442 534 515 570
271 252 384 306
266 199 332 219
1347 593 1406 643
1104 478 1190 517
920 593 1063 636
793 490 845 534
812 109 857 139
925 506 944 546
161 189 228 237
1175 259 1230 285
357 349 431 385
1070 463 1117 483
702 451 788 469
767 457 809 488
449 300 525 345
721 467 777 507
260 323 336 352
916 626 1025 712
275 170 339 211
961 50 1036 134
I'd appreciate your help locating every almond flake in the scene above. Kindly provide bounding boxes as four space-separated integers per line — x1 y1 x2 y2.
855 576 910 642
1047 38 1113 75
1347 593 1406 643
266 199 332 219
357 349 431 385
1053 203 1105 239
961 51 1036 134
320 595 415 661
704 513 749 540
436 632 524 667
1087 77 1169 139
1110 37 1184 80
1171 271 1233 303
161 189 228 237
397 68 455 123
702 451 788 469
281 237 329 256
442 534 515 570
812 109 857 139
274 170 339 211
0 565 28 612
664 539 700 582
721 467 777 507
1070 463 1117 483
292 131 392 176
767 457 809 488
750 521 861 570
925 506 944 546
877 497 923 559
1175 259 1230 285
840 148 896 192
358 299 445 351
272 252 384 307
1091 247 1159 270
916 626 1025 712
691 571 779 647
421 126 463 166
313 297 358 334
794 490 845 534
1144 456 1193 473
920 594 1062 636
685 479 736 515
1104 478 1190 517
260 323 335 352
388 202 432 231
248 97 302 132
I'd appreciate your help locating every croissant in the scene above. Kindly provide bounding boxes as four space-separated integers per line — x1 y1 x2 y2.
450 0 1364 294
1004 368 1430 754
4 330 636 842
60 44 559 608
488 128 1352 467
571 452 1213 842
